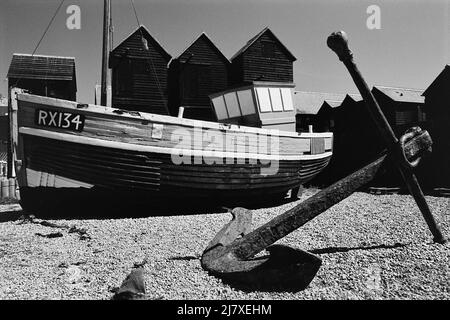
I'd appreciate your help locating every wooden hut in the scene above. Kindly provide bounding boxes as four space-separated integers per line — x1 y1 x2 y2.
422 65 450 188
109 25 172 115
168 33 230 121
371 86 431 188
293 91 346 133
371 86 427 135
333 94 381 175
230 27 296 85
307 94 379 186
7 54 76 100
6 54 77 178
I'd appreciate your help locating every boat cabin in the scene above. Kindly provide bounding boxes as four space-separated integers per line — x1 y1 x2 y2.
209 81 296 132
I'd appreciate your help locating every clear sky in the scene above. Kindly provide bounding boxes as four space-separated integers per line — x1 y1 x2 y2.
0 0 448 104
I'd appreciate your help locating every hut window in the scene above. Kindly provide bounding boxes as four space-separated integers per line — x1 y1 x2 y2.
262 41 275 58
115 59 133 97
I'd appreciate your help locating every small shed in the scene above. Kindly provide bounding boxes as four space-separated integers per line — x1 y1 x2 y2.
230 27 296 85
7 54 76 101
306 93 378 186
422 65 450 188
293 91 346 133
168 33 230 121
371 86 427 135
110 25 172 115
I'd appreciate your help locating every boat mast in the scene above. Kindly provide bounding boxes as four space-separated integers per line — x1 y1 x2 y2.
101 0 112 107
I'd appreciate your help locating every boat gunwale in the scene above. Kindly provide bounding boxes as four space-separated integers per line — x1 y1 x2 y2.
16 92 333 139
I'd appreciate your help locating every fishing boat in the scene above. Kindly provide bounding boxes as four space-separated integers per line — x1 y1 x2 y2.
8 1 333 214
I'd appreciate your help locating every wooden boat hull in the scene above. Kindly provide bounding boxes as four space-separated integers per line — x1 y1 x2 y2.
11 91 333 214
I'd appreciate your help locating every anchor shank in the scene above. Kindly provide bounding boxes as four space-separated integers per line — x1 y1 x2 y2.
223 130 431 260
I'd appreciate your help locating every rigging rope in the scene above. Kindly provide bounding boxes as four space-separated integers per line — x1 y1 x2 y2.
129 0 168 111
12 0 66 90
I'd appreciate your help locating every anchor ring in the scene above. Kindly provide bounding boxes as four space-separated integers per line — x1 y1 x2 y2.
398 127 423 169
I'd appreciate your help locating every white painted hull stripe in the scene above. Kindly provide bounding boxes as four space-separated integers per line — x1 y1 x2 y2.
19 127 332 161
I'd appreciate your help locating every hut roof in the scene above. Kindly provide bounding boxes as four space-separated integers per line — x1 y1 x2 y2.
111 25 172 62
422 65 450 97
372 86 424 104
7 54 76 82
172 32 230 65
293 91 347 115
231 27 296 61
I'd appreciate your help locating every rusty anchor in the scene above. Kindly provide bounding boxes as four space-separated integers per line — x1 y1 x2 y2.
201 31 446 291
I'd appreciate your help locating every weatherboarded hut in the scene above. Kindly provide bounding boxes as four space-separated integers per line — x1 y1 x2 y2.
6 54 77 178
230 27 296 85
110 25 171 115
168 33 230 121
422 65 450 188
308 93 384 186
7 54 76 100
371 85 432 188
371 86 427 135
293 91 346 133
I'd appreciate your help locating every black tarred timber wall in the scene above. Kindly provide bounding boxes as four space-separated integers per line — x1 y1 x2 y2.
110 27 171 115
8 79 76 101
308 99 384 187
423 69 450 188
371 90 432 189
168 34 230 121
231 31 295 85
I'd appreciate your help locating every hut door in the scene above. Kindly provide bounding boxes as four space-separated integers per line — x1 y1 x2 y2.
181 63 211 105
114 59 133 97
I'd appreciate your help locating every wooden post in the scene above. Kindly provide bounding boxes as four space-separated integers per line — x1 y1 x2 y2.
8 178 15 199
8 88 19 179
177 107 185 118
1 178 9 199
101 0 112 107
